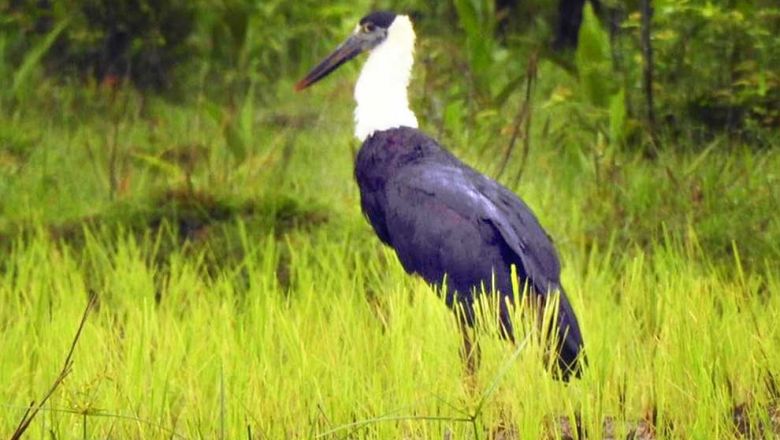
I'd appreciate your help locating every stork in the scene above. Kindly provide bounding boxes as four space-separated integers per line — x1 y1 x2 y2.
296 11 585 380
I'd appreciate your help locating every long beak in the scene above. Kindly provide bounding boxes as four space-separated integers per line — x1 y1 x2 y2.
295 35 364 91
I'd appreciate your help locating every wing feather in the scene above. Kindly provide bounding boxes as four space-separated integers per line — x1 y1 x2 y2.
384 161 562 295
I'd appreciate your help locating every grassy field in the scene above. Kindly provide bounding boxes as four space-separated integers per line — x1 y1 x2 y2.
1 58 780 438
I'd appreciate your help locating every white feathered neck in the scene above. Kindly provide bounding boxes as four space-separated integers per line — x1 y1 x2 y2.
354 15 418 141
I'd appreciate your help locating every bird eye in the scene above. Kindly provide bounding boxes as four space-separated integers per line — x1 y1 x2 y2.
362 23 376 33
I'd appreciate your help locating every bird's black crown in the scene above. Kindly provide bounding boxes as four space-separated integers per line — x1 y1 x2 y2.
359 11 397 29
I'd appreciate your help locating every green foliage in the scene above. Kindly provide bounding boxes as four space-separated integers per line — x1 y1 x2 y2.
630 0 780 136
570 3 629 148
1 0 371 100
3 0 775 144
452 0 496 94
196 1 370 101
608 88 627 145
575 4 615 109
8 0 196 93
10 17 69 102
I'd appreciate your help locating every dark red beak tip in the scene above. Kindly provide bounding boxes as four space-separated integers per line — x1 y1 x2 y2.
294 80 307 92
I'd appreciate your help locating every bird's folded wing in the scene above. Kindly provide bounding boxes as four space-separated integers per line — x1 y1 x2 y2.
385 162 562 295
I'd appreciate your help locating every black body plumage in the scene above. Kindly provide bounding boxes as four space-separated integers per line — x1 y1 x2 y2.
356 127 585 379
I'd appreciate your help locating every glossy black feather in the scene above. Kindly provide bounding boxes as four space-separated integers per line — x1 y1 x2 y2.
355 127 585 379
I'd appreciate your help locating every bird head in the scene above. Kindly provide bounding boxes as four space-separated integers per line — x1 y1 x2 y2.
294 11 399 91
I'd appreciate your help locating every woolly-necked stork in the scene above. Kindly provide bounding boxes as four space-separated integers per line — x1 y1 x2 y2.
296 11 585 380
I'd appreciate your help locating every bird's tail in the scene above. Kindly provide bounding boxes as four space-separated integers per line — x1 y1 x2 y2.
551 288 586 381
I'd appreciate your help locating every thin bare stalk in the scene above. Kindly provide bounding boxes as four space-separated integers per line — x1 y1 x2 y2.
641 0 659 154
10 297 96 440
496 51 538 185
512 52 538 188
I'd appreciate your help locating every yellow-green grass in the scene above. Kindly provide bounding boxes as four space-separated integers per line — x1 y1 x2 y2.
1 70 779 438
1 220 778 438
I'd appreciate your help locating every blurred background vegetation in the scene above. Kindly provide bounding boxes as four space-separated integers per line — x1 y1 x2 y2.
0 0 778 269
3 0 777 131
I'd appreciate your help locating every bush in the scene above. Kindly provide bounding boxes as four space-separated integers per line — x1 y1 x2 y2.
630 1 780 138
2 0 196 92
